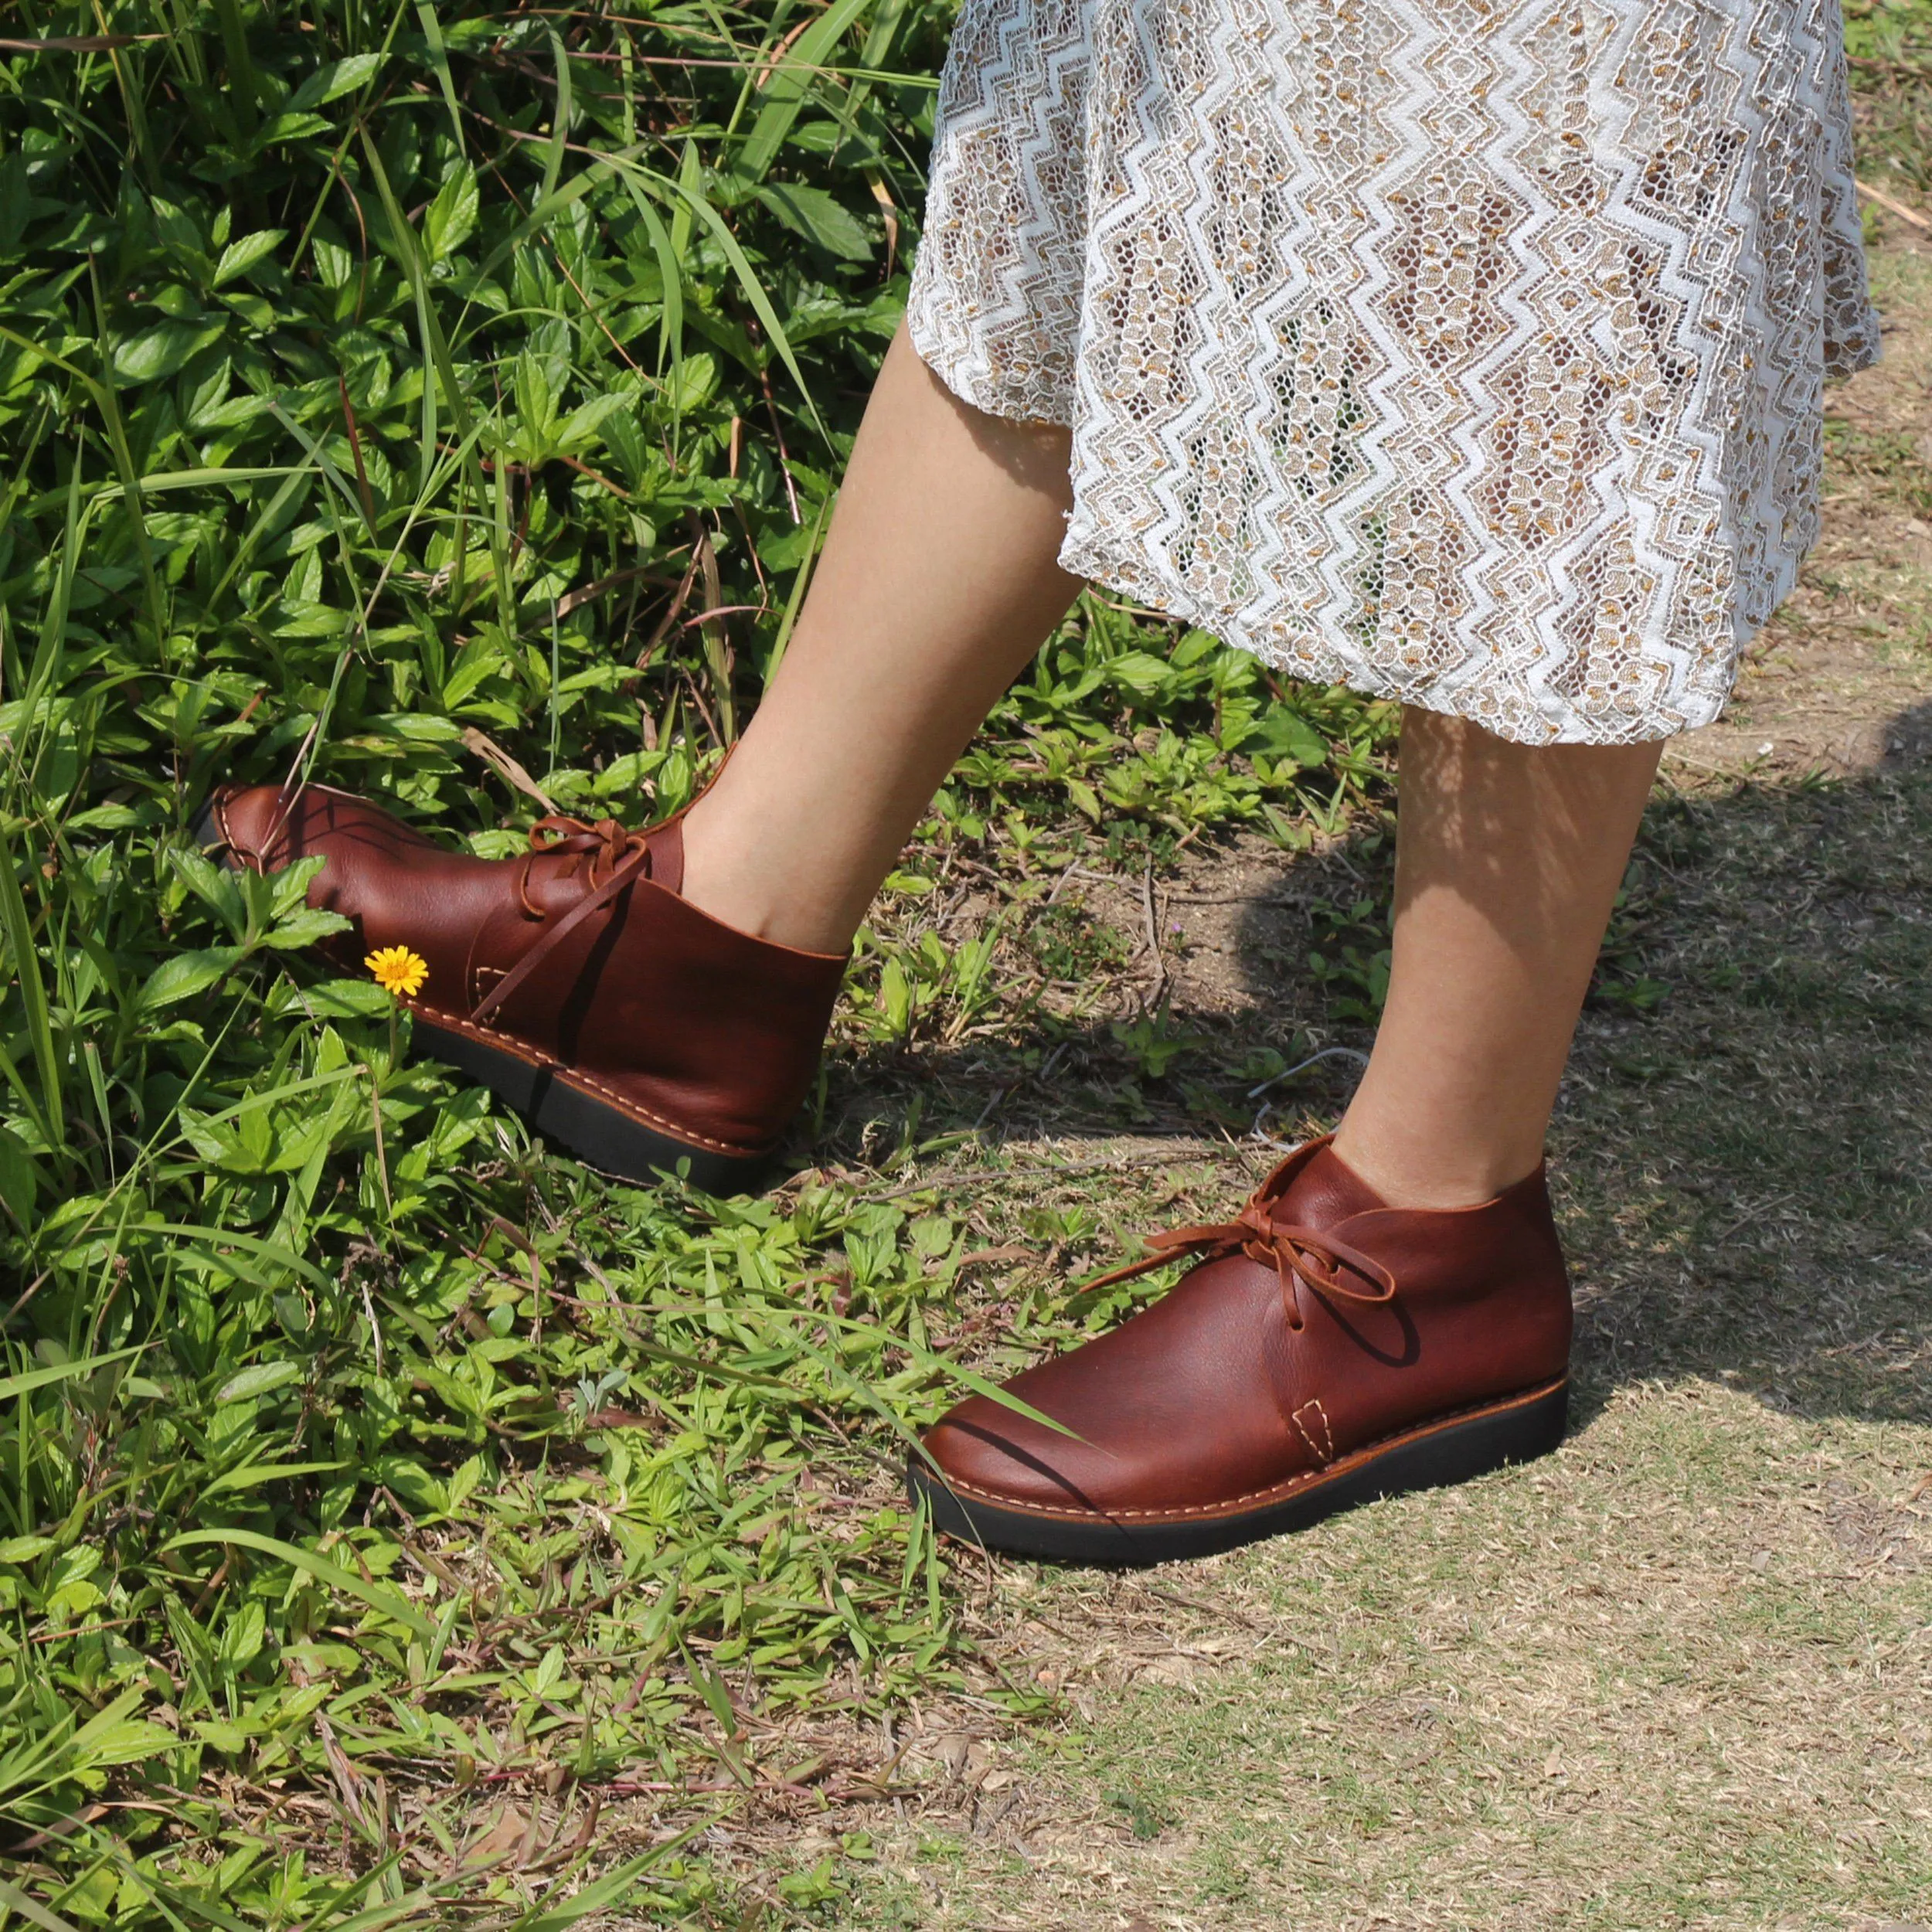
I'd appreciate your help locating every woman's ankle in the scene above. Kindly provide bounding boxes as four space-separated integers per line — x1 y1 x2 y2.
676 791 859 955
1327 1114 1545 1212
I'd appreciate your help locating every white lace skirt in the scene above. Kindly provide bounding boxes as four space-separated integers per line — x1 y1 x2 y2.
903 0 1883 744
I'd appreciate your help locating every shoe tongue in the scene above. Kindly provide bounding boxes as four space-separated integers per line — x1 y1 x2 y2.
645 817 684 896
1268 1141 1388 1231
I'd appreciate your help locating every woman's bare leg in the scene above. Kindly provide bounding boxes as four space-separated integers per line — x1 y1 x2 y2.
679 321 1081 953
1329 708 1663 1209
685 325 1659 1209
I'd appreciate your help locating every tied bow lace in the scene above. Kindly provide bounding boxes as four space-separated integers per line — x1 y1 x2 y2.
516 814 651 913
1082 1176 1398 1332
470 815 659 1026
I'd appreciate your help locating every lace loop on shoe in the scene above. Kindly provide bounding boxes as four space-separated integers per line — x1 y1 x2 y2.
515 815 649 917
473 818 658 1026
1080 1174 1397 1332
529 815 644 879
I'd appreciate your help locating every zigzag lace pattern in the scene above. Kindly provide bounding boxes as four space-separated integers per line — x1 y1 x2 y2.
905 0 1883 744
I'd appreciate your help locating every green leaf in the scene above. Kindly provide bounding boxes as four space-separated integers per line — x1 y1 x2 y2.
0 822 61 1145
0 1124 39 1225
667 351 716 414
287 53 383 112
442 638 505 708
140 945 243 1010
553 392 628 453
1106 650 1175 697
0 1877 83 1932
425 166 478 264
257 110 331 146
1247 706 1330 769
212 227 284 286
301 977 397 1018
512 347 556 437
0 1347 148 1404
168 843 247 927
203 1458 349 1497
258 905 352 951
214 1359 304 1404
70 1718 179 1769
756 182 874 261
146 1223 336 1293
110 320 226 386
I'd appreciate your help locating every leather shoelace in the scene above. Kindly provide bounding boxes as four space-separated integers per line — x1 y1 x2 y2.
1082 1176 1398 1332
515 815 648 913
470 815 657 1026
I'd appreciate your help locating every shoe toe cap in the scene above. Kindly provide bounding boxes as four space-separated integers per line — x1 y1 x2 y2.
198 782 291 867
917 1393 1111 1518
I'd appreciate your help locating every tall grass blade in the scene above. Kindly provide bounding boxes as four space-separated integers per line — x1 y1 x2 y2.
0 1878 83 1932
735 0 877 182
0 824 63 1149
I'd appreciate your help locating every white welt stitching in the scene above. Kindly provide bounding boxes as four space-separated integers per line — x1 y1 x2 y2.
412 1000 765 1159
931 1379 1566 1522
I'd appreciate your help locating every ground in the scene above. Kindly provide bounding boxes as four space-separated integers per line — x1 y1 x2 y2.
593 216 1932 1929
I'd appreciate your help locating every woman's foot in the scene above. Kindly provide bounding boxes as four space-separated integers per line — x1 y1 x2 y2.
197 781 847 1192
909 1135 1573 1565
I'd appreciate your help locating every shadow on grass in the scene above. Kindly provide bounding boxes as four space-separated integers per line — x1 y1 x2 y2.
1556 699 1932 1434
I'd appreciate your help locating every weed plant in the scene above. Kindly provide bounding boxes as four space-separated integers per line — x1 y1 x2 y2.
0 1 1392 1921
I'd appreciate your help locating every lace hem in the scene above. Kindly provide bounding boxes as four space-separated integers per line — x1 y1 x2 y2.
903 0 1885 746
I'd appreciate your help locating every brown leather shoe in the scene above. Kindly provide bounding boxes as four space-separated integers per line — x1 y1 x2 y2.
195 780 846 1192
910 1136 1572 1564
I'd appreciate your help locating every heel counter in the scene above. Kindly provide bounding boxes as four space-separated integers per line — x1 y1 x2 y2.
1509 1165 1574 1376
604 886 845 1149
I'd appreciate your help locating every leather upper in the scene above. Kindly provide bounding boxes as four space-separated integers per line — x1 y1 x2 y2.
205 781 847 1156
920 1138 1573 1522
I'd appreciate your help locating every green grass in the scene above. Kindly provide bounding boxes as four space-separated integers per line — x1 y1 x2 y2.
0 2 1389 1923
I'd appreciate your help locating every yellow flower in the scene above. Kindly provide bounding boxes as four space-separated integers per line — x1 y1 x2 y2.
366 945 429 998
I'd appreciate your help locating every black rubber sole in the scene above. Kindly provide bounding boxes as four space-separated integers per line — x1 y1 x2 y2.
907 1378 1570 1567
190 794 775 1196
412 1014 775 1194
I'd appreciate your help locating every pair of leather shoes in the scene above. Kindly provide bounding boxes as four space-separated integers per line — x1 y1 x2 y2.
199 777 1573 1566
